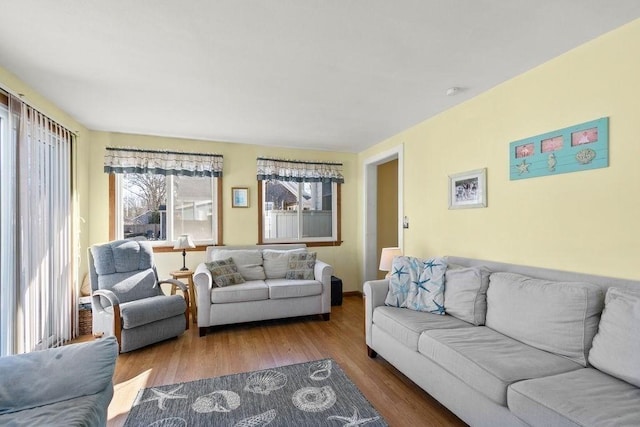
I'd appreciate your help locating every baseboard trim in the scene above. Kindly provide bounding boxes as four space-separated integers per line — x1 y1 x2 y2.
343 291 363 298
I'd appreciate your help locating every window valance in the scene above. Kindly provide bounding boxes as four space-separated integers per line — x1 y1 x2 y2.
104 147 223 177
256 158 344 183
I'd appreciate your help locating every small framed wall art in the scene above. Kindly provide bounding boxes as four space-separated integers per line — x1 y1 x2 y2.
231 187 249 208
448 168 487 210
509 117 608 180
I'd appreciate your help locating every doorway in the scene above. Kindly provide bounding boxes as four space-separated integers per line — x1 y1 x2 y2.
363 145 403 283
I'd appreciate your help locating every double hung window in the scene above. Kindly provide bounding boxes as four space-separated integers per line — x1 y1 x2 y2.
257 158 343 245
106 148 222 245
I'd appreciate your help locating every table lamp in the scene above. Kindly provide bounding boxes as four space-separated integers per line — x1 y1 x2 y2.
174 234 196 271
379 247 403 278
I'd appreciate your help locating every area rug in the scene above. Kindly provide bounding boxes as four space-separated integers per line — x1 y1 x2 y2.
124 358 387 426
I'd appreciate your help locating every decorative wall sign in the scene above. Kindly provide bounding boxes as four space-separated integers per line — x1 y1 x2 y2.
448 168 487 209
509 117 608 180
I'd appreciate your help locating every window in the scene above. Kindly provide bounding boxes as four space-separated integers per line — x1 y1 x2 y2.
113 173 220 244
256 157 343 246
261 180 338 243
105 148 223 246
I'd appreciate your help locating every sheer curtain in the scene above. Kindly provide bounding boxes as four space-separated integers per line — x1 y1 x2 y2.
0 91 74 355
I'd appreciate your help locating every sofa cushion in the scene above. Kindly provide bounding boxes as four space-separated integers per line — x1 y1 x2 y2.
444 264 491 325
418 327 582 406
210 280 269 304
588 287 640 387
508 368 640 427
485 272 604 366
205 258 245 287
263 248 307 279
97 268 159 304
385 256 447 313
211 249 266 281
91 239 153 275
120 295 186 329
0 392 110 427
285 252 317 280
266 279 322 299
406 257 447 313
372 306 473 351
0 337 117 415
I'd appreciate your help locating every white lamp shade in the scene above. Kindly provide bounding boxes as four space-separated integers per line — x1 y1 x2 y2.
379 247 402 271
173 234 196 250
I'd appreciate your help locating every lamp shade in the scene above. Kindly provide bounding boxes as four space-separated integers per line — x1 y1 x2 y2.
173 234 195 250
379 247 402 271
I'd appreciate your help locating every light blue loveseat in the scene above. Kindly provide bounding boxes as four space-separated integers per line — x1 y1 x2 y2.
0 336 118 426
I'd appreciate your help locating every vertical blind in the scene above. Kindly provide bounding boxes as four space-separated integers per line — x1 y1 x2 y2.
0 91 74 355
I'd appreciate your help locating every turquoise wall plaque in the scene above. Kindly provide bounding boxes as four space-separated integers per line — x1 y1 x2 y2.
509 117 608 180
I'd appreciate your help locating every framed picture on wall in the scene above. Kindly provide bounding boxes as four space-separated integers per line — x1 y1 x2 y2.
448 168 487 210
232 187 249 208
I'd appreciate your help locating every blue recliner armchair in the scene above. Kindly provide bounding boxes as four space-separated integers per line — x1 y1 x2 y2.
88 239 189 353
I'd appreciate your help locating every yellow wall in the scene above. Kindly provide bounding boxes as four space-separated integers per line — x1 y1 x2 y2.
88 132 360 289
376 160 398 279
0 66 91 285
358 19 640 281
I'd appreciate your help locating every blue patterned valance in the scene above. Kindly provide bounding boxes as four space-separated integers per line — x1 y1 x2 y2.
256 158 344 183
104 147 223 177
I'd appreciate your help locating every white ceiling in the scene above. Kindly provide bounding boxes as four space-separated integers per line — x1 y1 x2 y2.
1 2 639 153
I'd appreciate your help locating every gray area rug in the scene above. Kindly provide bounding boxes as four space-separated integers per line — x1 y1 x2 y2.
124 359 387 426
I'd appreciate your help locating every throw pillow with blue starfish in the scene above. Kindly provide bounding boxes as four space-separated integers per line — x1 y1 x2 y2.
384 256 422 307
405 257 448 314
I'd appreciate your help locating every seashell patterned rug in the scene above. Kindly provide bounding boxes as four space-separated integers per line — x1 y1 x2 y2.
124 358 387 426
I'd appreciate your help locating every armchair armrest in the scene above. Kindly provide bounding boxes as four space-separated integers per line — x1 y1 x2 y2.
363 279 389 347
159 278 188 293
194 263 213 327
92 289 122 351
314 260 333 314
0 336 118 415
92 289 120 310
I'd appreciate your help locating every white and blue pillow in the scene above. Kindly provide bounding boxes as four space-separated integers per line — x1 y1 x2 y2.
385 256 447 314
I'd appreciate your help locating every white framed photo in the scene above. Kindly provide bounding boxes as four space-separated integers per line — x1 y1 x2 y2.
448 168 487 209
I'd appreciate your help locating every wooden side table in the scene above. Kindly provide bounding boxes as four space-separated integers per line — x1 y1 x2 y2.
170 269 197 325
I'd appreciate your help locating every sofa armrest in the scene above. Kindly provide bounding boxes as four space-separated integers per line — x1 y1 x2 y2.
194 263 213 326
315 260 333 314
0 336 118 415
363 279 389 347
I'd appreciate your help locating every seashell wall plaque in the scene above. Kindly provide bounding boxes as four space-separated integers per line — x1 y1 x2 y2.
509 117 608 180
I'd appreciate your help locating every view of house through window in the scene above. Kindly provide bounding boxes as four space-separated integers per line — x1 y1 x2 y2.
121 173 217 243
262 180 336 242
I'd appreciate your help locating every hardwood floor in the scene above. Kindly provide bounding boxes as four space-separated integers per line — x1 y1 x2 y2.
102 295 466 426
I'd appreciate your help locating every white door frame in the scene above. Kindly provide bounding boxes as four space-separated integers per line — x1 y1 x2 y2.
362 145 403 283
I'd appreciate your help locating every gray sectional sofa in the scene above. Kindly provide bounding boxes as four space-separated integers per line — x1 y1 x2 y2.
194 244 333 336
364 256 640 427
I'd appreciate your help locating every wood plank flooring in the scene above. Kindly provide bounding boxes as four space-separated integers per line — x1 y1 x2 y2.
101 295 466 426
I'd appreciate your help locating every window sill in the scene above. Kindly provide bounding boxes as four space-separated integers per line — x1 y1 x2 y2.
151 242 217 253
258 240 343 247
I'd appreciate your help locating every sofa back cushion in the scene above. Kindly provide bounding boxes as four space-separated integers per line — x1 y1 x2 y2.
588 287 640 387
263 248 307 279
486 272 604 366
445 265 491 325
211 249 266 281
